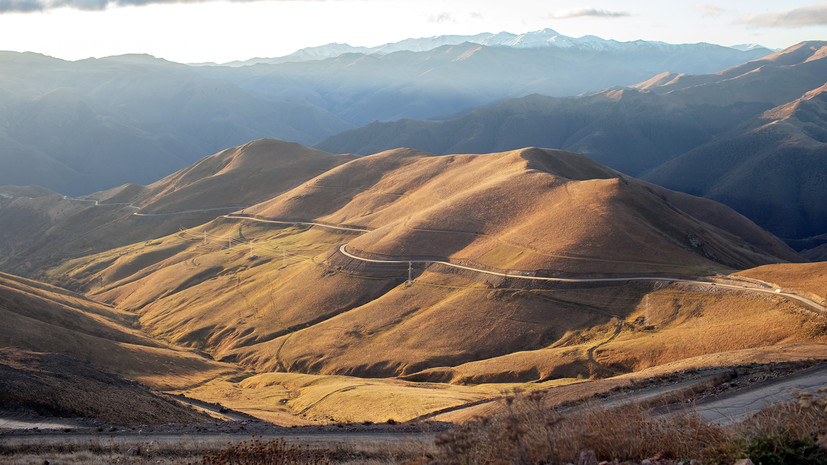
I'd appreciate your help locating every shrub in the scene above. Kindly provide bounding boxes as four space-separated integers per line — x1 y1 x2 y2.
194 437 331 465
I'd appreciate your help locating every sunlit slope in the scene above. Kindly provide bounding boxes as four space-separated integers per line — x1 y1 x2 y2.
49 147 813 382
246 147 799 272
637 41 827 105
133 139 356 213
411 281 827 384
736 261 827 306
53 217 824 385
0 271 238 390
0 139 354 276
52 222 645 379
53 222 404 368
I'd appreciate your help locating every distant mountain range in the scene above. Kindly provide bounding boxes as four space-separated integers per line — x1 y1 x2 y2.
220 28 772 66
0 53 350 195
316 41 827 253
0 31 770 195
200 35 770 126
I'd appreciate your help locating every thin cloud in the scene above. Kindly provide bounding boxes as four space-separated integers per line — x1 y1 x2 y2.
737 2 827 27
0 0 45 12
695 4 724 18
428 12 455 24
549 8 630 19
0 0 243 13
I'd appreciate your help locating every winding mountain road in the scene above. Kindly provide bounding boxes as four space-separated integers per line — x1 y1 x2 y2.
215 212 825 315
223 214 370 233
337 243 825 314
3 189 820 314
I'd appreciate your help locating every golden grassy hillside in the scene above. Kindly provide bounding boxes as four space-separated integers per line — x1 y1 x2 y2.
53 143 815 383
736 261 827 305
0 272 239 390
0 139 355 276
39 146 824 424
132 139 356 214
247 147 799 274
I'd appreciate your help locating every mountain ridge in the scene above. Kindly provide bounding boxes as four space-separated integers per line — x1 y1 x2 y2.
314 41 827 249
221 28 771 66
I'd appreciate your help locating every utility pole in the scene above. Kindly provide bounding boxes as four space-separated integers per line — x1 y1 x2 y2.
228 233 232 249
407 261 412 285
203 231 207 244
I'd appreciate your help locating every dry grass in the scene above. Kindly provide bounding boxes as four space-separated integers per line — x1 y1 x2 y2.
0 436 437 465
424 389 827 464
429 394 726 464
736 261 827 305
248 147 786 273
35 194 827 425
25 147 825 428
193 437 333 465
182 371 571 424
594 286 827 373
0 347 210 425
0 273 239 391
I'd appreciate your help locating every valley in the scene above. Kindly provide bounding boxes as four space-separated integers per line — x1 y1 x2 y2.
1 26 826 465
2 143 823 429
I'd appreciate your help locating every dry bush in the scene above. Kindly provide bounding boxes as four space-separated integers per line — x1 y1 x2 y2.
427 392 726 464
703 389 827 465
426 388 827 465
192 437 332 465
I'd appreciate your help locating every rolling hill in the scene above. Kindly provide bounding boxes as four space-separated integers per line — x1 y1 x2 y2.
0 347 211 425
47 147 815 389
1 143 822 424
0 271 238 391
0 139 355 276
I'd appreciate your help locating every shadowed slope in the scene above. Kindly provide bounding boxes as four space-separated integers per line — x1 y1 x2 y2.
0 52 350 194
643 82 827 246
0 347 211 425
0 271 238 390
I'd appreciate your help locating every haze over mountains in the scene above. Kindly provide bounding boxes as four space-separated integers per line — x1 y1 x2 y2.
317 41 827 253
0 53 351 194
0 30 770 194
225 28 772 65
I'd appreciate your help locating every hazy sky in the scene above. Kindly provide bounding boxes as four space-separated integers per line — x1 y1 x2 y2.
0 0 825 63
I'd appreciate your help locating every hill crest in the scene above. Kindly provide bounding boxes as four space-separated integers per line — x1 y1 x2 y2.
246 146 800 272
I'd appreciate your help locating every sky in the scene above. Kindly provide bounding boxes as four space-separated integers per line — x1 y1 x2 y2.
0 0 824 63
